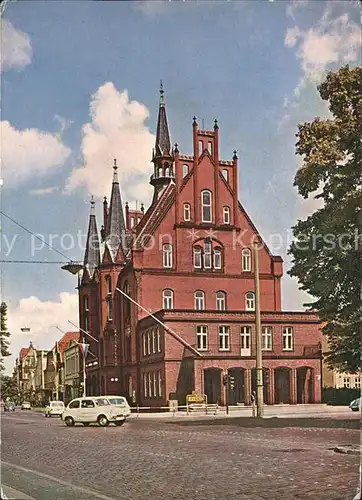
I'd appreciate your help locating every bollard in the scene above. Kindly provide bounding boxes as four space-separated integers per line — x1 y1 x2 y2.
137 405 139 417
214 403 218 415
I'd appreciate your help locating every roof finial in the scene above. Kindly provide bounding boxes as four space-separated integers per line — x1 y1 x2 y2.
214 119 219 130
160 80 164 105
90 194 95 215
113 158 118 182
233 150 238 160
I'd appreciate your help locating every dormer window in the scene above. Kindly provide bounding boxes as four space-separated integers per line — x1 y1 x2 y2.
182 164 189 178
201 190 212 223
184 203 191 221
223 207 230 224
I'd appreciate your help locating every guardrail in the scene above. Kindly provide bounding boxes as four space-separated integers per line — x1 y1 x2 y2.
128 403 253 416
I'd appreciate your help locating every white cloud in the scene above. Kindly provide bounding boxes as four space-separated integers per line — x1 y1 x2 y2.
54 114 74 137
4 292 79 375
1 19 32 72
286 0 309 20
285 3 361 84
29 186 58 196
65 82 154 205
133 1 169 16
1 120 71 186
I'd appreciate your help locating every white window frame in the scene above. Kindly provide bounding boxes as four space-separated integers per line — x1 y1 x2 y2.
163 289 173 309
262 326 273 350
148 372 152 397
204 241 212 268
213 247 222 269
142 333 147 356
184 203 191 221
156 328 161 352
242 248 251 272
199 140 203 155
218 325 230 351
343 377 350 388
282 326 294 351
194 291 205 310
182 164 189 178
158 371 162 397
201 190 212 223
152 329 156 353
208 141 212 154
193 246 202 268
223 207 230 224
143 373 148 397
245 292 255 311
147 330 151 355
222 169 228 181
216 291 226 311
163 243 173 268
240 326 251 356
196 325 208 351
153 372 157 398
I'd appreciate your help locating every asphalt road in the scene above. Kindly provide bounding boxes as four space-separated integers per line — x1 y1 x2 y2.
1 410 360 500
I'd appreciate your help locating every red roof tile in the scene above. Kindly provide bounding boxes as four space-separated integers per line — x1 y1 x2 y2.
56 331 80 360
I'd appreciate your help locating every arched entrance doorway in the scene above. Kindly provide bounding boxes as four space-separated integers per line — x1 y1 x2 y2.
204 368 222 404
251 368 270 405
274 367 291 404
297 367 314 403
227 368 245 405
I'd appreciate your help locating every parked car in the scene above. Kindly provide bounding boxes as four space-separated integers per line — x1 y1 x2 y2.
21 401 31 410
4 401 15 412
102 396 131 417
61 397 126 427
349 397 361 412
45 401 65 417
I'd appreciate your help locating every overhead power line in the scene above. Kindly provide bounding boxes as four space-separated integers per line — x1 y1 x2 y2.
0 260 67 264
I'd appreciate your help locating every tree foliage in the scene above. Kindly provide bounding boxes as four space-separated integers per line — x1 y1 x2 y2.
0 374 18 402
288 65 362 373
0 302 11 372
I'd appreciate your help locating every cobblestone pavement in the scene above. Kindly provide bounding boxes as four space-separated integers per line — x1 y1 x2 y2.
1 411 360 500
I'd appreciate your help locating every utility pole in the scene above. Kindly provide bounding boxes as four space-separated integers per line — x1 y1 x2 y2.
254 242 264 417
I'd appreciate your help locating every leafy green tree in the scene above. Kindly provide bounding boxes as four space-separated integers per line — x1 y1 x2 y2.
0 302 11 372
288 65 361 373
0 374 18 402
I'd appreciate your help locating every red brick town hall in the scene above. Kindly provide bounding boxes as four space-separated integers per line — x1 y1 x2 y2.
77 86 322 407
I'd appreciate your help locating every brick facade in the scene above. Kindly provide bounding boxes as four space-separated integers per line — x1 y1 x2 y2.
78 90 322 407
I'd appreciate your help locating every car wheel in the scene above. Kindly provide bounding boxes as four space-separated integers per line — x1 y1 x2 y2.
64 416 75 427
97 415 109 427
115 420 125 426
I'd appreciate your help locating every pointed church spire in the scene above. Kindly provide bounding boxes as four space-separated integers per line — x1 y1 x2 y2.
105 159 127 258
84 195 100 279
155 80 171 157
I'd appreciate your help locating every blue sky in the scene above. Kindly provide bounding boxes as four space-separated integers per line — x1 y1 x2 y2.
1 0 360 372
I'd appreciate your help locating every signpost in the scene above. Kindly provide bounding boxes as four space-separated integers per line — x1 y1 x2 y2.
186 392 207 413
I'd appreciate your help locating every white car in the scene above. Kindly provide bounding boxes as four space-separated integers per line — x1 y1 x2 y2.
102 396 132 417
62 397 126 427
45 401 65 417
349 397 361 412
21 401 31 410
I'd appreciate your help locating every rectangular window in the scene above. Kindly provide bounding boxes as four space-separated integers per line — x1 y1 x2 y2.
354 378 361 388
204 241 212 268
152 329 156 353
208 141 212 154
158 371 162 397
142 333 147 356
84 314 89 333
184 204 191 221
213 249 222 269
153 372 157 398
143 373 148 397
240 326 251 356
196 325 208 351
148 372 152 397
194 248 202 268
282 327 293 351
218 326 230 351
107 300 113 321
156 328 161 352
199 140 203 155
147 331 151 355
262 326 273 350
343 377 350 388
163 244 172 268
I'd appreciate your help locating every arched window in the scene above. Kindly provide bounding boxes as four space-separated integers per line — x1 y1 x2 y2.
223 207 230 224
199 140 203 155
194 291 205 310
216 291 226 311
245 292 255 311
105 275 112 295
222 169 228 181
201 190 212 222
193 246 202 268
242 248 251 272
213 247 222 269
164 162 169 177
208 141 212 154
107 299 113 321
204 240 212 268
162 243 172 268
182 164 189 178
183 203 191 221
162 289 173 309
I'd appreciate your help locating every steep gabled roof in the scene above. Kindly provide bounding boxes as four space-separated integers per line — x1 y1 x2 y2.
19 347 30 360
56 332 80 361
83 196 100 279
104 160 127 260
